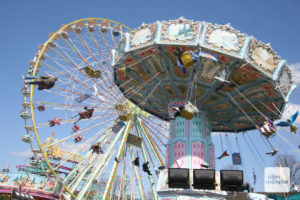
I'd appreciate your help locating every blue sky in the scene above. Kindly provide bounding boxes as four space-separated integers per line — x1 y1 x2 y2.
0 0 300 192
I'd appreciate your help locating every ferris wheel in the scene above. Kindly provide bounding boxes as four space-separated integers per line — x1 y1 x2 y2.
21 18 169 200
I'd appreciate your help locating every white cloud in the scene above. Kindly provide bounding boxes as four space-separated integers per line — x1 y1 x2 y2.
10 149 33 158
281 103 300 125
290 63 300 84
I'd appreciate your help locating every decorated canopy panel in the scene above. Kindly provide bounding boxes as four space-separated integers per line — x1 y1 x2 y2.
113 18 295 132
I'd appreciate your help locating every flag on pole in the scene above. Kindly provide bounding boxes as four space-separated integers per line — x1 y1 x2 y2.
232 153 242 165
253 168 256 186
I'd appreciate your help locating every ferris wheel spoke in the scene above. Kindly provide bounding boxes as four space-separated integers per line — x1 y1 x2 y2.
142 122 168 147
98 27 113 61
33 101 108 110
53 85 112 105
45 115 117 150
138 120 166 165
87 29 116 86
46 47 98 91
56 40 120 102
49 43 119 103
41 60 115 102
129 146 145 199
141 115 169 131
75 29 116 92
66 32 122 101
63 128 114 186
142 119 168 140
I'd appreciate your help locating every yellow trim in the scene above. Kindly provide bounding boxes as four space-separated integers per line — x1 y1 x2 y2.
30 18 132 199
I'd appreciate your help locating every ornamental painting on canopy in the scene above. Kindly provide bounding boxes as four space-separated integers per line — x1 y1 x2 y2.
246 39 281 75
278 65 292 94
203 23 247 55
130 23 156 49
161 19 199 43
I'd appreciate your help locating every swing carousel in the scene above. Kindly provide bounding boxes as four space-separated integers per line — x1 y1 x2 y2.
21 17 296 200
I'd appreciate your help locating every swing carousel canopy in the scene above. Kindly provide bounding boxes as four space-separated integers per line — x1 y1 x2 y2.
113 18 295 132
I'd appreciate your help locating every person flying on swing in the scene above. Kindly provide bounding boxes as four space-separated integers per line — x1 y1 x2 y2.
48 117 62 127
76 106 94 123
142 161 152 176
217 150 229 159
24 75 58 90
173 47 199 74
74 134 83 143
90 142 103 154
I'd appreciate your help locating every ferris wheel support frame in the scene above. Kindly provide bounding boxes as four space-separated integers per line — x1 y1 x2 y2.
129 145 145 200
102 119 133 200
135 117 158 200
62 130 113 188
138 118 165 167
64 125 129 200
76 150 115 200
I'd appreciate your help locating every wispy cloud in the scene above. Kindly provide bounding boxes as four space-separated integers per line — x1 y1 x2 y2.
10 149 33 158
290 63 300 84
282 103 300 125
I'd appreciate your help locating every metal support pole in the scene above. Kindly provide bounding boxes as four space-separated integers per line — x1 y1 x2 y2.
130 146 145 200
102 120 133 200
135 117 158 200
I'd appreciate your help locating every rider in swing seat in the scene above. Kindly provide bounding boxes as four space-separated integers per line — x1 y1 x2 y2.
25 75 58 90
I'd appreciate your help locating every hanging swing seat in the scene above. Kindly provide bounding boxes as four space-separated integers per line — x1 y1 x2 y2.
72 124 80 132
115 102 130 112
181 51 196 68
180 109 194 120
112 121 125 133
290 125 298 134
74 134 83 143
37 105 45 111
84 66 101 78
259 120 276 138
119 113 132 122
180 102 198 120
